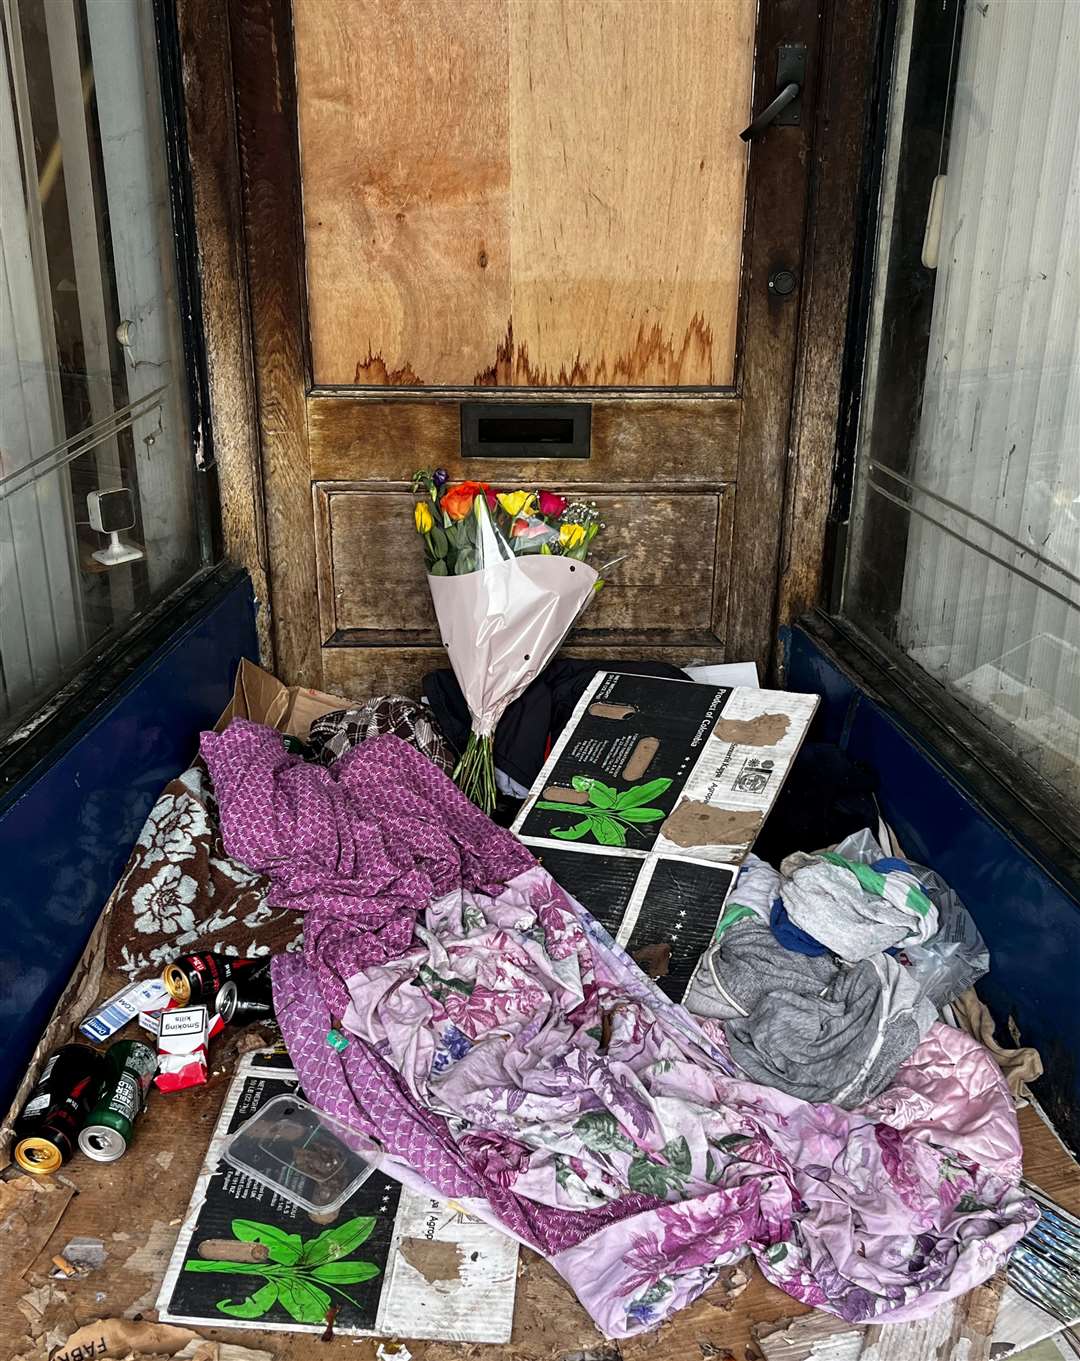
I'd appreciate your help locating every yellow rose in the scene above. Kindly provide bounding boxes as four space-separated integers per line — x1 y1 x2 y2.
414 500 434 534
497 490 537 519
559 523 586 550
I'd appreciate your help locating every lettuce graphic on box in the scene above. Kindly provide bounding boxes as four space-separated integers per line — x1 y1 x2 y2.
536 776 672 847
185 1216 380 1322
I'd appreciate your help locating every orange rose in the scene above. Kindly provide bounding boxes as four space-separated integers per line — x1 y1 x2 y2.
441 480 489 521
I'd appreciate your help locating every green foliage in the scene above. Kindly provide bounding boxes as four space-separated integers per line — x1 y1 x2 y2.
573 1110 635 1154
184 1216 380 1324
627 1137 691 1197
537 776 673 845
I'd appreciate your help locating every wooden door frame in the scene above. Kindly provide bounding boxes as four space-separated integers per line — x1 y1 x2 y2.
176 0 883 690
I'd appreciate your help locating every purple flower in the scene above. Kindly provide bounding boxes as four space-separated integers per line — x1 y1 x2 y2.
622 1233 670 1293
657 1192 760 1270
433 467 449 487
626 1301 656 1326
836 1286 878 1323
458 1131 532 1188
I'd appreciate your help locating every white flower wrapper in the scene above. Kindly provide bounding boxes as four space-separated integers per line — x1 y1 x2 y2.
428 553 600 738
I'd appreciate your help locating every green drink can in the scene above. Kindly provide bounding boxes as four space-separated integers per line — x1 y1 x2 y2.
78 1039 156 1163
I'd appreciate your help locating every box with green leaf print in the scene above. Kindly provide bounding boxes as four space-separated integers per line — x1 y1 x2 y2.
158 1053 519 1342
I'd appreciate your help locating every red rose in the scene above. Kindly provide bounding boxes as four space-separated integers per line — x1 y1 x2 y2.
538 490 568 518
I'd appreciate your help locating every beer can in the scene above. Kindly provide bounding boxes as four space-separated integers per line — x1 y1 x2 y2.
14 1045 107 1175
215 979 275 1025
78 1039 157 1163
163 952 255 1007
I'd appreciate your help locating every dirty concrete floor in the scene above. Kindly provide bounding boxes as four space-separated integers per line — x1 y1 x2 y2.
2 1061 1077 1361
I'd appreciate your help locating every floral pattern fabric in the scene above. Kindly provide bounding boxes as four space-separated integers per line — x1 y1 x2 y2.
200 721 1038 1340
106 759 301 978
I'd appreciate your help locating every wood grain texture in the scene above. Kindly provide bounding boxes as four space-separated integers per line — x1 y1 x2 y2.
176 0 271 665
308 393 741 483
502 0 752 388
321 640 728 700
294 0 753 388
230 0 320 685
725 0 822 675
294 0 511 387
776 0 880 640
317 488 724 636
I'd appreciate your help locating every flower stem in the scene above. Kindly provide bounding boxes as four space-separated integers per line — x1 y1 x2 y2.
453 731 496 815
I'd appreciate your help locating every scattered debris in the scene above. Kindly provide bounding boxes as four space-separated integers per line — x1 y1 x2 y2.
0 1174 76 1277
173 1342 275 1361
375 1343 412 1361
49 1318 196 1361
16 1282 82 1355
754 1269 1008 1361
60 1235 107 1270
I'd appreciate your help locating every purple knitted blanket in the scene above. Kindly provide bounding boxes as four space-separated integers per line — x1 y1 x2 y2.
200 720 1036 1338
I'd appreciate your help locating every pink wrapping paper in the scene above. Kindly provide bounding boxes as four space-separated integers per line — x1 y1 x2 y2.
428 554 600 736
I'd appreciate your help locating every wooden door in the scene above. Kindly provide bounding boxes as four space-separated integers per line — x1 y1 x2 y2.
228 0 821 693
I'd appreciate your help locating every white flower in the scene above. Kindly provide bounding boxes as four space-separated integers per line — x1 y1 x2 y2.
218 855 261 887
132 863 199 935
135 794 209 866
242 902 273 929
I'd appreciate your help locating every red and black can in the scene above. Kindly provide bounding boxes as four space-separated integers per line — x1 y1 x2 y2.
162 952 268 1009
14 1044 107 1175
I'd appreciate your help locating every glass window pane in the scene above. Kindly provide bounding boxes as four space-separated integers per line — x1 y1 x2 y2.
843 0 1080 807
1 0 210 739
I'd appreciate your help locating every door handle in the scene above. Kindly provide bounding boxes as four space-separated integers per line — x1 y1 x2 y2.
740 83 800 142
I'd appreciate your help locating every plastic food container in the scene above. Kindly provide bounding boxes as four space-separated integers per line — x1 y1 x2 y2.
223 1094 378 1214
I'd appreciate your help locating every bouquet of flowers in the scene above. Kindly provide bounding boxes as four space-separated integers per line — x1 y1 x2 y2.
412 469 606 811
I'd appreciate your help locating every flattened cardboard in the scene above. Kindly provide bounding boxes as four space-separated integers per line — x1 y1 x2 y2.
513 672 818 997
158 1052 517 1344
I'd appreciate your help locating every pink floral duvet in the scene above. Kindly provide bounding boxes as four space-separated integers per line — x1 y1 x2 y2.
201 721 1037 1338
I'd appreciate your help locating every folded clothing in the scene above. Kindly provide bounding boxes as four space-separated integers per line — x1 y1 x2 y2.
769 899 829 956
779 850 939 961
308 697 455 774
690 917 936 1107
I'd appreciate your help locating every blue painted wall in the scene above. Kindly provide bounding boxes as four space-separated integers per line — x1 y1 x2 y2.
786 622 1080 1152
0 572 257 1113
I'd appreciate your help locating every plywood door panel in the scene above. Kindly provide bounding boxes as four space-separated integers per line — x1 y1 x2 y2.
318 488 725 640
307 394 741 483
294 0 511 387
504 0 753 388
294 0 754 388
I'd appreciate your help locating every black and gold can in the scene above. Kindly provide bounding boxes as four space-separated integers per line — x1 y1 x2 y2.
14 1045 106 1175
163 951 249 1008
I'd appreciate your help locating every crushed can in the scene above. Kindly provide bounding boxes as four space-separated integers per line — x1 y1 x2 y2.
78 1039 157 1162
14 1045 107 1175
